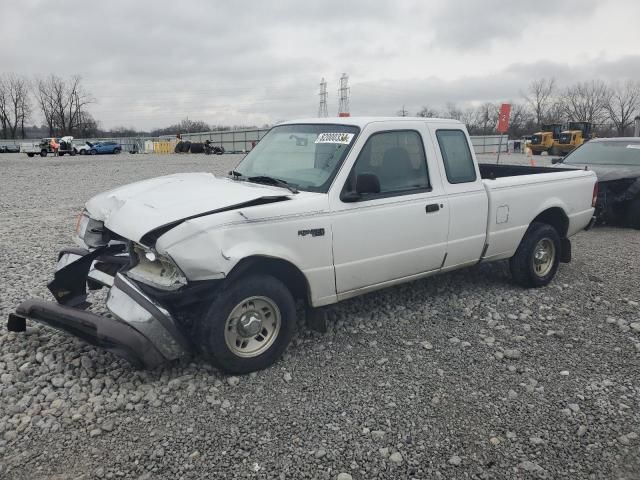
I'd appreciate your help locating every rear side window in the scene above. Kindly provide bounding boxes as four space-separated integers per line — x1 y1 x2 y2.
436 130 477 184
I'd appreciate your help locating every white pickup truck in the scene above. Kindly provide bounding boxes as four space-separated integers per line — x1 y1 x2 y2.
8 117 597 373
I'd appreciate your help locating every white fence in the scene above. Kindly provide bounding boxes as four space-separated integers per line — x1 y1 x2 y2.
1 131 508 154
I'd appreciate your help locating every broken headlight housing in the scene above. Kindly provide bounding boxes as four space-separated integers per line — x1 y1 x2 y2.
75 210 110 248
126 244 188 291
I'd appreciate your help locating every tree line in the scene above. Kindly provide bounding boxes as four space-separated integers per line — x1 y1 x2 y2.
409 78 640 138
3 73 639 140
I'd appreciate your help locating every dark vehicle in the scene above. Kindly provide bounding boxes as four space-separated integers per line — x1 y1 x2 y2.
89 141 122 155
204 140 225 155
0 144 20 153
553 138 640 228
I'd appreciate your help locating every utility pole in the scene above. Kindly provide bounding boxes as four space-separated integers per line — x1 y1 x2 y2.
318 78 328 118
397 105 409 117
338 73 350 117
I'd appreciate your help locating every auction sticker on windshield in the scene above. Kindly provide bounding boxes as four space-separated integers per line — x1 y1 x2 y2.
315 133 355 144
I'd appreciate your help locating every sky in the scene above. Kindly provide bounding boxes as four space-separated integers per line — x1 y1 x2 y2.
2 0 640 130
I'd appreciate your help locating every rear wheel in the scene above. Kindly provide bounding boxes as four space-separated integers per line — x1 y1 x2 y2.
626 197 640 229
71 149 77 156
27 153 34 157
40 149 47 157
113 147 121 154
510 222 561 288
195 274 296 374
79 149 86 155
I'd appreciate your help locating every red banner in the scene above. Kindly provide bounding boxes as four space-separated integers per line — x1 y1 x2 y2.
497 103 511 133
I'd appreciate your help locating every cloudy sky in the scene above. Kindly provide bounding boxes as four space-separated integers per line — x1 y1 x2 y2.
3 0 640 130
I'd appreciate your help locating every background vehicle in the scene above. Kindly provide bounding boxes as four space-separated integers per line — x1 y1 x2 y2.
9 117 597 374
77 142 93 155
204 140 224 155
20 138 58 157
88 141 122 155
553 138 640 228
56 136 77 157
0 144 20 153
554 121 594 155
529 123 562 155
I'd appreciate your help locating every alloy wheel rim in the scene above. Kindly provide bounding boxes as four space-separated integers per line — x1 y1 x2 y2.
224 296 281 358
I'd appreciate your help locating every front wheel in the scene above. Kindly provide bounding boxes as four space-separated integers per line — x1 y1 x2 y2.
89 149 97 155
27 153 34 157
510 222 561 288
195 274 296 374
40 150 48 157
113 148 121 154
79 149 86 155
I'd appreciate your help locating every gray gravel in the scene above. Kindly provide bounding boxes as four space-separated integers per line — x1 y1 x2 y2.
1 151 639 479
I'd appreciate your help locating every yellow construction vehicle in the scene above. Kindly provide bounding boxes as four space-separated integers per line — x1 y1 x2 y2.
529 123 562 155
554 121 594 155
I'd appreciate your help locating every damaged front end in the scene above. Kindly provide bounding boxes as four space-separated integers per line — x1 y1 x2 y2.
7 240 192 369
596 177 640 226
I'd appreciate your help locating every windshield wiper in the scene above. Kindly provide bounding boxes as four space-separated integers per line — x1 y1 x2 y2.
229 170 243 179
247 175 299 194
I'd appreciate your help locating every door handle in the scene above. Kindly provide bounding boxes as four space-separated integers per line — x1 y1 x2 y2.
425 203 440 213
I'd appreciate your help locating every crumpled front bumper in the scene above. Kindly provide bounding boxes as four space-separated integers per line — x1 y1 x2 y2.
7 246 190 369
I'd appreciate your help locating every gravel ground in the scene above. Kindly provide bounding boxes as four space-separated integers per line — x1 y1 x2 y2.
0 152 639 480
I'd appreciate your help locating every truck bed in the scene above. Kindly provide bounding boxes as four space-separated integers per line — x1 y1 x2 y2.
479 163 575 180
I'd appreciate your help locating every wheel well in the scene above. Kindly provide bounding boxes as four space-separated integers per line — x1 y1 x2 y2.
227 256 311 305
532 207 569 238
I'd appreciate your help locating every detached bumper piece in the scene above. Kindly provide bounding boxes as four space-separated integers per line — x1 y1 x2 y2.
8 247 190 369
9 299 166 368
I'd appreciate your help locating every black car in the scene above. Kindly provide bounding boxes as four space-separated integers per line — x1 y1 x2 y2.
553 138 640 228
0 144 20 153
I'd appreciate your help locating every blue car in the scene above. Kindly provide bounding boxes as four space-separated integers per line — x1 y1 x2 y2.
89 141 122 155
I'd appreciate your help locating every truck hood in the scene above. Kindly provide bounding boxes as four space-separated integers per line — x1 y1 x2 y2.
85 172 291 242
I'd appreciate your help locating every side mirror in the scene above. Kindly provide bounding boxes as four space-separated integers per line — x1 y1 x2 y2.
356 173 381 194
342 173 381 202
551 157 563 164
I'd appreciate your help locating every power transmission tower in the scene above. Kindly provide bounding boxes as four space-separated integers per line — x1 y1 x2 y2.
397 105 409 117
338 73 350 117
318 78 328 117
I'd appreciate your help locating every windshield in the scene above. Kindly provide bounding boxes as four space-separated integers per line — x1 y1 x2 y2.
234 124 359 192
564 141 640 166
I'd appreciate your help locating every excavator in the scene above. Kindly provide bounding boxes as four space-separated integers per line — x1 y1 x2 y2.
554 121 594 155
529 123 562 155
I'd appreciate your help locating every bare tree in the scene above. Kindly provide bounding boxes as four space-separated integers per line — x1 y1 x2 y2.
416 105 439 118
560 80 610 124
477 102 499 135
523 78 556 127
444 102 463 121
0 74 31 139
506 102 533 138
605 80 640 136
35 75 93 136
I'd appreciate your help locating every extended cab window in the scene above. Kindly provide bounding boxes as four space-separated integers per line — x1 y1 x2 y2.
436 130 477 184
344 130 429 197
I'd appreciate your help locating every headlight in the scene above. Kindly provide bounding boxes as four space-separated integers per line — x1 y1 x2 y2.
75 210 109 248
126 244 187 291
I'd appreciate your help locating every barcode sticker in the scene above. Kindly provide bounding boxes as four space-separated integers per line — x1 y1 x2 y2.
315 133 354 144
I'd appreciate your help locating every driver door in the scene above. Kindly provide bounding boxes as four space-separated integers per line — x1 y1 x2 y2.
329 123 449 296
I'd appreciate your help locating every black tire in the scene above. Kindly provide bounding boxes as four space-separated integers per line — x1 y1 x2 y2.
58 152 64 157
190 142 204 154
625 197 640 229
113 147 121 154
89 149 97 155
40 150 47 157
79 149 86 155
174 142 183 153
195 274 296 374
182 141 192 153
509 222 561 288
27 153 34 157
71 149 77 156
